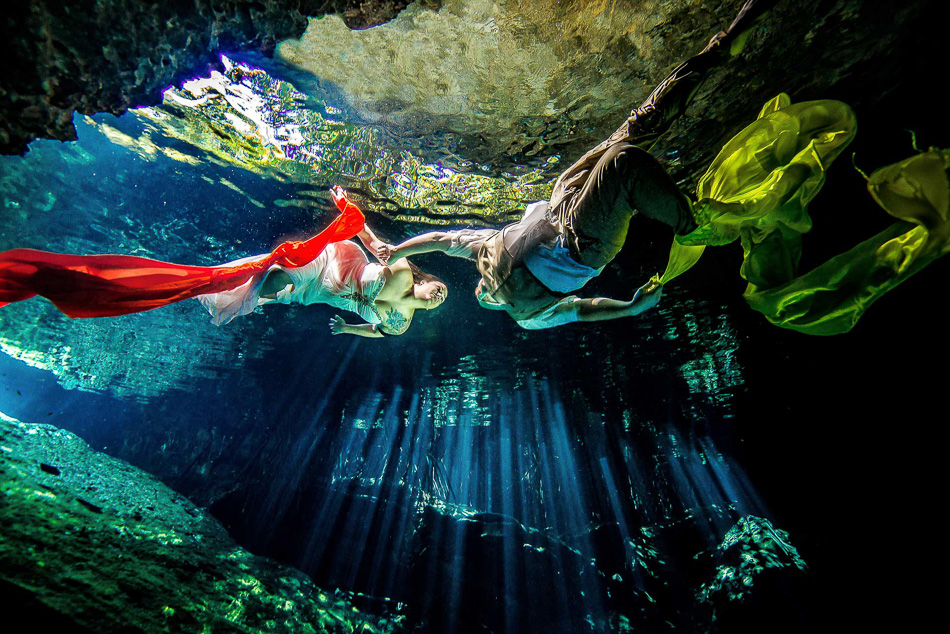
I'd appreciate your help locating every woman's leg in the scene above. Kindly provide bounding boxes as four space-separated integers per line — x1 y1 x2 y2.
259 268 292 299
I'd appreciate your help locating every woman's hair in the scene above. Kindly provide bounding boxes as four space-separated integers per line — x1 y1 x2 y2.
407 260 445 288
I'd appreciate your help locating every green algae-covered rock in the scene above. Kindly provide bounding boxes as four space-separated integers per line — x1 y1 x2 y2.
0 413 403 633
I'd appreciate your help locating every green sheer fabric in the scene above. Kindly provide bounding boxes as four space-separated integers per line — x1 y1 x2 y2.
657 93 949 335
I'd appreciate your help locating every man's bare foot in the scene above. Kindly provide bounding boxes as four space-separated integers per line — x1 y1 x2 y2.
726 0 777 40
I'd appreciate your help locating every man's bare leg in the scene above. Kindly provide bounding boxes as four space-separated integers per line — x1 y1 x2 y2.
614 0 779 149
554 0 779 264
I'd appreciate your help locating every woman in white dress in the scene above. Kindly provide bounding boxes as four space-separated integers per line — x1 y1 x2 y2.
199 223 448 338
1 186 444 334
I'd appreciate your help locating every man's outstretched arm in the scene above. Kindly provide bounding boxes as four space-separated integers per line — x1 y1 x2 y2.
573 287 661 322
517 281 663 330
380 231 456 262
553 281 664 324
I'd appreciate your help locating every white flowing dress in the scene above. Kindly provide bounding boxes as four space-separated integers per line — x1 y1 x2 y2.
198 241 386 326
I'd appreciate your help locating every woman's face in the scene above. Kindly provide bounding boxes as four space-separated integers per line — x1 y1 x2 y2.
415 280 448 309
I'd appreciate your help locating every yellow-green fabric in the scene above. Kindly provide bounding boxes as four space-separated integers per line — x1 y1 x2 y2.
657 93 949 335
655 241 705 285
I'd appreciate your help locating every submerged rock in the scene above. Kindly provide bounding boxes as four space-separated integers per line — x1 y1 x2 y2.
0 413 403 633
212 475 811 633
697 516 811 633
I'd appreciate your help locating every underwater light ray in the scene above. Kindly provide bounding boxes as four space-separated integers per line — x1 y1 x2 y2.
435 412 481 631
699 437 770 518
528 380 591 629
627 439 665 523
511 388 557 632
327 386 411 593
433 381 542 629
247 338 361 545
442 402 477 505
537 380 594 533
698 447 758 529
499 412 518 519
597 454 656 594
404 390 437 496
425 426 454 503
294 382 391 583
516 391 546 528
598 455 634 541
363 391 425 600
411 422 469 631
694 436 750 514
664 435 717 542
543 380 613 629
663 429 756 544
444 511 470 634
497 408 524 634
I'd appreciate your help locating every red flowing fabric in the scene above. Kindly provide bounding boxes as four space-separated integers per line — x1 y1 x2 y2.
0 197 365 318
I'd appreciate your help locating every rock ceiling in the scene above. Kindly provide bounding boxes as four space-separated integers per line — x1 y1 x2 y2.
2 1 942 185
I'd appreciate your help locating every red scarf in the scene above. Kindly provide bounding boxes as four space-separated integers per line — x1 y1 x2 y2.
0 197 365 318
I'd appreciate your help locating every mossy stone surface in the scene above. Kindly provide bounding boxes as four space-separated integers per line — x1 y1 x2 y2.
0 414 402 633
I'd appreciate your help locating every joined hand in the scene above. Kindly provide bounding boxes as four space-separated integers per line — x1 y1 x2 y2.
376 243 394 264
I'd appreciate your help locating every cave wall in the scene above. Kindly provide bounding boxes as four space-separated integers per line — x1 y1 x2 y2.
0 0 416 155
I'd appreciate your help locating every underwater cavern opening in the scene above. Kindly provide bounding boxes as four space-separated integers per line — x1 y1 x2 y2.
1 1 946 633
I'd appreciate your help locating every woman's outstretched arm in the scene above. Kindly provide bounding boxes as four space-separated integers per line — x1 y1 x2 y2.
328 315 385 338
355 226 391 263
